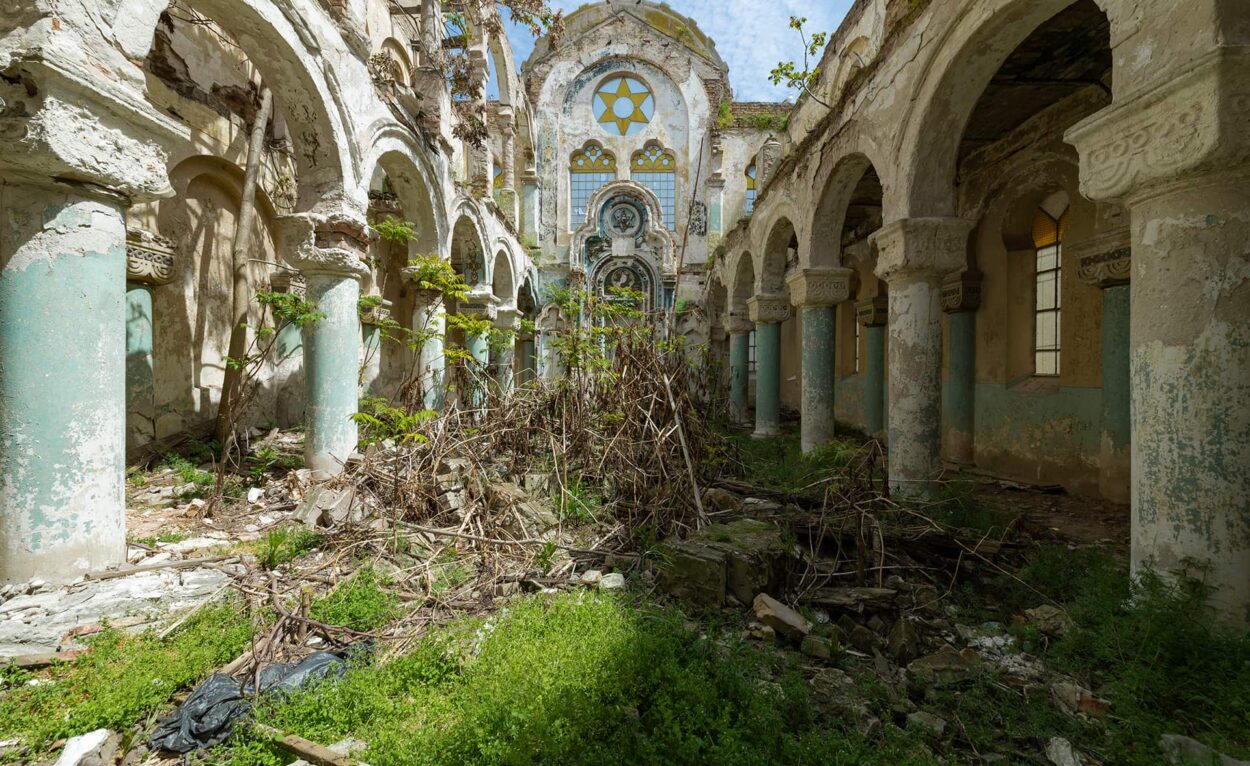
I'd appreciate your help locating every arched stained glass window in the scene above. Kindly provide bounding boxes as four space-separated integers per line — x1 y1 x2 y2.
569 142 616 227
1032 205 1069 376
493 162 503 190
593 75 654 137
745 162 757 214
631 142 676 230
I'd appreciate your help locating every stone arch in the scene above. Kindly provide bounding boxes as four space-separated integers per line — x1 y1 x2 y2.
449 207 489 287
361 127 447 259
809 143 890 269
570 179 676 277
727 250 756 319
756 216 799 297
491 247 516 308
895 0 1114 218
137 0 361 211
378 37 414 86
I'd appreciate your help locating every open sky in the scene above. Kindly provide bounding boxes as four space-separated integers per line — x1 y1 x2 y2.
494 0 854 102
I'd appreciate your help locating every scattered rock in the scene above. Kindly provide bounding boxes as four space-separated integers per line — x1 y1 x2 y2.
494 582 521 597
53 728 115 766
701 487 741 512
485 481 527 510
1024 605 1075 638
752 593 811 642
295 486 357 527
907 646 980 687
1050 680 1111 718
1159 733 1250 765
745 621 775 641
906 711 947 737
802 586 897 612
246 487 265 504
887 619 921 664
1045 736 1084 766
658 519 792 606
800 634 833 660
599 573 625 590
580 570 603 585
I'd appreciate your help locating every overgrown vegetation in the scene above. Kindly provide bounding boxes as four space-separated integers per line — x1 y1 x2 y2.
255 526 325 570
219 592 938 766
308 567 399 633
0 601 253 764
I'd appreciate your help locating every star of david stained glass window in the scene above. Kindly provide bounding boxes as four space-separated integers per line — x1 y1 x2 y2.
593 76 654 137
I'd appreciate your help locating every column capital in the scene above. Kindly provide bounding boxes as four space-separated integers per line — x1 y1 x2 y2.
270 271 307 298
1071 229 1132 288
361 298 394 326
856 296 888 328
460 287 499 322
941 271 982 314
494 307 520 330
280 212 373 279
786 267 853 308
1066 47 1250 203
725 314 754 335
0 59 186 202
871 217 974 284
125 228 177 286
747 294 791 325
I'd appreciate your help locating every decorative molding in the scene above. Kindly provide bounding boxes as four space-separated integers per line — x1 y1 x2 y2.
787 267 853 308
1070 228 1132 288
494 308 520 331
1066 48 1250 202
941 272 982 313
125 228 176 286
688 201 708 236
747 294 791 325
361 299 393 326
856 296 888 328
269 271 307 298
870 217 974 284
725 314 753 335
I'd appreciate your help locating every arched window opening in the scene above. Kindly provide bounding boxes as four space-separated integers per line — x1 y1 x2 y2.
1032 201 1069 376
569 142 616 227
631 142 677 230
493 162 503 190
745 162 757 215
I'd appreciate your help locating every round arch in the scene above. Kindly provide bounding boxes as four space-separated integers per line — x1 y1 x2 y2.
449 207 489 286
137 0 361 210
894 0 1114 218
808 142 890 270
757 216 798 296
361 126 448 259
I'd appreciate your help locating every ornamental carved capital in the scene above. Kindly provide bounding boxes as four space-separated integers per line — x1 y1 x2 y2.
361 298 393 326
125 228 176 286
269 271 307 298
459 286 499 322
494 308 520 331
280 212 372 279
786 267 853 308
725 314 754 335
1071 229 1132 288
870 218 974 284
1066 48 1250 202
941 271 982 313
856 296 888 328
747 294 791 325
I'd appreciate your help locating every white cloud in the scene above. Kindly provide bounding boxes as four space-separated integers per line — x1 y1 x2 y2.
499 0 853 102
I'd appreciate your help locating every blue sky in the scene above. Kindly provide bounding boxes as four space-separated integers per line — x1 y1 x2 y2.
492 0 853 102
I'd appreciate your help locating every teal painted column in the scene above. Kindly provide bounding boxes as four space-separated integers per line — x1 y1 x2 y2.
519 336 536 385
1099 280 1131 503
361 322 382 394
285 215 371 477
728 325 750 425
859 297 888 439
0 185 128 583
789 268 852 453
126 284 156 451
494 310 518 396
941 274 980 466
459 296 496 410
748 295 790 438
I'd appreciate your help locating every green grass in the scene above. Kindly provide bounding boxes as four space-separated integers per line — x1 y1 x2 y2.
552 476 603 523
921 477 1015 537
220 592 943 766
0 600 253 764
249 446 304 480
159 452 216 499
309 567 400 633
725 430 863 494
255 526 325 570
128 528 192 548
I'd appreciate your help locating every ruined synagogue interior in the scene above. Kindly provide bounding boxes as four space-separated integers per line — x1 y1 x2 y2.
0 0 1248 763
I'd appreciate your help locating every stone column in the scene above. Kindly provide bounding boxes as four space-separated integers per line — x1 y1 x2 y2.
857 297 888 438
940 272 981 466
1073 233 1131 504
0 55 180 584
727 316 752 425
283 216 372 477
747 295 791 438
870 219 972 496
360 299 393 396
1067 47 1250 617
494 308 519 396
407 286 446 411
124 230 177 452
788 268 853 453
459 289 498 408
519 330 537 386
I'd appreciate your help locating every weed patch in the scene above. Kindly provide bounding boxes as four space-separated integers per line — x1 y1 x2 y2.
309 567 399 633
0 601 252 764
254 527 324 570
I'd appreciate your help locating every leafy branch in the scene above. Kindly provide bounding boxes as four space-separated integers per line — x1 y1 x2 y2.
770 16 830 109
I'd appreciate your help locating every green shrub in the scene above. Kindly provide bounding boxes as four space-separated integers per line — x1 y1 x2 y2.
309 567 399 633
256 526 324 570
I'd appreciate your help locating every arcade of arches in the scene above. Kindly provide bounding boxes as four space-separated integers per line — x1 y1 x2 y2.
1 0 1248 629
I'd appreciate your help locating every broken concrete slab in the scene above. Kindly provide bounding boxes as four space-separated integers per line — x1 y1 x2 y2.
658 519 792 606
906 645 980 687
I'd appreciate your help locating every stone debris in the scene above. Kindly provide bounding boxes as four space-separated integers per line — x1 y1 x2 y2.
800 634 834 660
1024 604 1076 638
1045 736 1084 766
906 711 947 737
658 519 792 606
1159 734 1250 766
599 573 626 590
752 593 811 642
52 728 117 766
906 645 981 687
